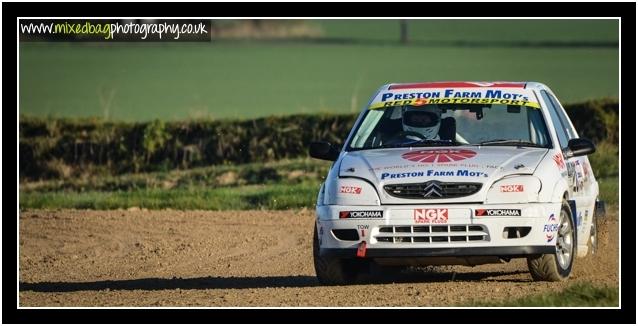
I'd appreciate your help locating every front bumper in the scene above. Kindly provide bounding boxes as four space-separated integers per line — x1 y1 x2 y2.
321 246 555 258
316 202 561 258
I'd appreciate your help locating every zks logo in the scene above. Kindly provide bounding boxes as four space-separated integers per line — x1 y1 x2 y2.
552 153 566 170
543 214 559 242
414 208 448 224
402 149 476 163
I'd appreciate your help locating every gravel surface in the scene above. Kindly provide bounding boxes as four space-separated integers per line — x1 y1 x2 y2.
18 207 618 307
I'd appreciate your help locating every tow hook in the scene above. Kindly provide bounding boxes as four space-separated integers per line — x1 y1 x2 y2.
356 241 367 258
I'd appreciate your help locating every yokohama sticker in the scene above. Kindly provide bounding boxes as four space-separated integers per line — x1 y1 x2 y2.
414 208 448 224
500 184 524 192
340 211 383 219
339 186 362 194
474 209 522 217
402 149 476 163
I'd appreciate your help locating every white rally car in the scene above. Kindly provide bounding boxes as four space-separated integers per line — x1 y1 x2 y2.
310 81 606 285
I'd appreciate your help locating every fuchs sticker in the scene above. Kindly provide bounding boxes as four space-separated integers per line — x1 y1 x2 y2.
340 211 383 219
543 214 559 242
475 209 522 217
552 153 566 170
500 184 524 192
339 186 362 194
402 149 476 163
414 208 448 224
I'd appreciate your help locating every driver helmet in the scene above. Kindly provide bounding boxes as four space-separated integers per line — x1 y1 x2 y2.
402 106 442 139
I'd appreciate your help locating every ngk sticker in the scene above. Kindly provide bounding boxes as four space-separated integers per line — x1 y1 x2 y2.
414 208 448 224
500 184 524 192
339 186 362 194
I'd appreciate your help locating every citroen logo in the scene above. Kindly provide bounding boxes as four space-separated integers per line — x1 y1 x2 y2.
422 181 443 198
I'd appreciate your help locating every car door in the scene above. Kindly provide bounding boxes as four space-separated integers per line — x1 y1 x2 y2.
540 90 596 242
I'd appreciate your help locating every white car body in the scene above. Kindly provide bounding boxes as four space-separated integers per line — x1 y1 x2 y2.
313 81 604 282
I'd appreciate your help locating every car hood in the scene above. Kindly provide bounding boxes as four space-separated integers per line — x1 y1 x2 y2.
338 146 549 204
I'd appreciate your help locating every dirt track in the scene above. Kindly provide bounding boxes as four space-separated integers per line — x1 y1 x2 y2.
19 207 618 307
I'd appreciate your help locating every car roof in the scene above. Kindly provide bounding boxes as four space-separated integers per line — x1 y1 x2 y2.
382 81 549 91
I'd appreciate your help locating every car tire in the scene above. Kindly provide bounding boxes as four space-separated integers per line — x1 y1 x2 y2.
313 225 364 285
527 199 575 281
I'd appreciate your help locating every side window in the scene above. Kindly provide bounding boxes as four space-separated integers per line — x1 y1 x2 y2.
546 91 578 139
541 90 569 150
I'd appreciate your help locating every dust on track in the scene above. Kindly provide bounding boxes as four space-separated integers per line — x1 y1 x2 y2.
18 207 618 307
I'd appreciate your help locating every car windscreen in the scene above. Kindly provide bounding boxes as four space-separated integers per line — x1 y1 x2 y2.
348 103 552 150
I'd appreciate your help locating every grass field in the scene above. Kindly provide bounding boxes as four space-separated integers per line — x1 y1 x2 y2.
18 177 619 210
317 19 619 44
19 144 619 210
19 158 329 210
461 282 618 307
19 19 618 121
19 183 320 210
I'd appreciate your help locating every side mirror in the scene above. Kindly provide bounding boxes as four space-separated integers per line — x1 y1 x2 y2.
566 138 596 158
309 141 340 161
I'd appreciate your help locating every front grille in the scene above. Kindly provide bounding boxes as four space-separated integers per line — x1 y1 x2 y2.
384 181 482 199
375 224 489 244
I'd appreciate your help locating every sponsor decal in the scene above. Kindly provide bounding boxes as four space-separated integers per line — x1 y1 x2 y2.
565 160 583 192
371 162 489 171
369 88 540 110
543 214 559 242
474 209 522 217
339 186 362 194
431 169 486 177
552 153 566 170
380 171 424 180
500 184 524 192
380 169 485 180
402 149 477 163
339 211 383 219
414 208 448 224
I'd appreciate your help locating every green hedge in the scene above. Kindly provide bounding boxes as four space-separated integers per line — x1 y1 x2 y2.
19 114 357 180
19 98 618 180
563 98 618 144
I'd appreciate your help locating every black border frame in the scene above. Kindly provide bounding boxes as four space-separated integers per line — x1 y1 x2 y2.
5 2 635 324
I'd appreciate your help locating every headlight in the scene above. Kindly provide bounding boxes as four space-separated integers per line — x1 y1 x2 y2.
484 175 541 204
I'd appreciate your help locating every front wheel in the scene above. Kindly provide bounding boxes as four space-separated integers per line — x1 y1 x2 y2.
313 225 365 285
527 199 575 281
